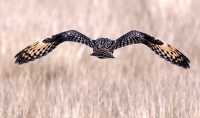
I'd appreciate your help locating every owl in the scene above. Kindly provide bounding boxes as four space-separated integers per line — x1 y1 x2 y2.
14 30 190 68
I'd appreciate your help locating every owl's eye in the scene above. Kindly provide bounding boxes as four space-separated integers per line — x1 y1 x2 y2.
105 41 112 48
97 42 103 48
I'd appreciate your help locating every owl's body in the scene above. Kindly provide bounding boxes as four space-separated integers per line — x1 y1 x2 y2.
91 38 115 59
15 30 190 69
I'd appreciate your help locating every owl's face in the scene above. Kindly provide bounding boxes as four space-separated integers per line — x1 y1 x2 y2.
93 38 115 50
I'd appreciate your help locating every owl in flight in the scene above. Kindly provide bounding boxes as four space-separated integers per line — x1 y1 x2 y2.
15 30 190 68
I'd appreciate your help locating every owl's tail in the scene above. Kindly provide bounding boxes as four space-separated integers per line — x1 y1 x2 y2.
144 39 190 69
15 38 60 64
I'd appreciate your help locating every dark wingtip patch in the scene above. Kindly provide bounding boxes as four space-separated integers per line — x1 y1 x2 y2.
15 50 27 64
15 57 27 64
14 50 33 64
177 54 190 69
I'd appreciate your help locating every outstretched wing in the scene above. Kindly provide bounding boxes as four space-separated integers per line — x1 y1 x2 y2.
15 30 93 64
114 30 190 69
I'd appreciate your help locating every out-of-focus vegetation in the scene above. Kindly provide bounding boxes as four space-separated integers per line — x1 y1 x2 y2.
0 0 199 117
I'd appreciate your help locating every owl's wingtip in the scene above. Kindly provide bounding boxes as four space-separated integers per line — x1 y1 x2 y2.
14 53 29 65
180 62 190 69
15 59 24 65
179 56 190 69
14 52 24 64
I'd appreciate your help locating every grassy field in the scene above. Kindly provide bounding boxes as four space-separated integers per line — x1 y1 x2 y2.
0 0 200 117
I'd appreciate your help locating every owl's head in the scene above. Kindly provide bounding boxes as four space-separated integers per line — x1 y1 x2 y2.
93 38 115 49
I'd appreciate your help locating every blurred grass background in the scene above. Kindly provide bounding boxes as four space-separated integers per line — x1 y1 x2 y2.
0 0 200 117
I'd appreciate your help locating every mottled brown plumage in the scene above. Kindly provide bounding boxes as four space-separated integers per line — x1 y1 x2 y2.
15 30 190 68
15 40 58 64
145 41 190 68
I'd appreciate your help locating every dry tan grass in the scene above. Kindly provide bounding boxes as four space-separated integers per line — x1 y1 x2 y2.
0 0 200 117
